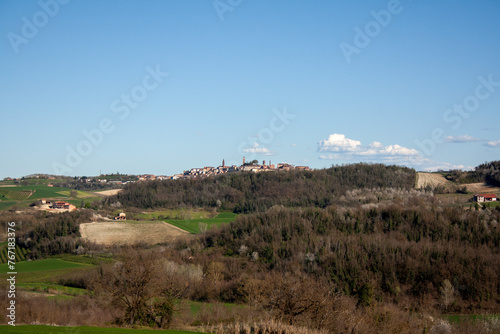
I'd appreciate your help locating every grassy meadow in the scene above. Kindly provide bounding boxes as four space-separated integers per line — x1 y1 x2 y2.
137 209 213 220
0 258 93 284
163 212 238 234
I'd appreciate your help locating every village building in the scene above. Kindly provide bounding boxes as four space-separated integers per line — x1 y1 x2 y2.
149 157 308 180
474 193 497 203
53 201 71 209
277 163 294 171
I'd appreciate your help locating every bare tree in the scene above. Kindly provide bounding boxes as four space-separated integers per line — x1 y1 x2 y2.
90 250 181 328
206 261 225 286
199 222 208 234
440 279 455 312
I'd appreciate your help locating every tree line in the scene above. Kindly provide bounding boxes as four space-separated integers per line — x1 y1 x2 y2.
16 210 97 258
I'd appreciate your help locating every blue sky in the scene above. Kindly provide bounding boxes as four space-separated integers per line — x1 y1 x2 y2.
1 0 499 178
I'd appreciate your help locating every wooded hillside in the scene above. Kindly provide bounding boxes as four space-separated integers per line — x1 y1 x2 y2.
112 163 416 212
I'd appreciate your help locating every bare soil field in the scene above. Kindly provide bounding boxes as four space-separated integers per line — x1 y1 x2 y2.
94 189 123 196
416 172 450 189
80 220 189 245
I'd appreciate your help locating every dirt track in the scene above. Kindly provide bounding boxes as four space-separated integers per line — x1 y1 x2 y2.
80 221 189 245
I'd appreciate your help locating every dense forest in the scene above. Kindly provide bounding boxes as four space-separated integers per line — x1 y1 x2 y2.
195 203 500 309
111 163 416 212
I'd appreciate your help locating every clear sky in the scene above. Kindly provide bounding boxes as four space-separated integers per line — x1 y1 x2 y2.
1 0 499 178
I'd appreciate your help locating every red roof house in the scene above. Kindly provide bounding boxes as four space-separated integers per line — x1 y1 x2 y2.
474 193 497 202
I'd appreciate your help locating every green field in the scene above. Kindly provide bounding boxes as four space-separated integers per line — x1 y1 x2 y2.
0 325 208 334
0 258 89 273
0 185 95 200
0 258 93 284
0 184 97 210
18 282 87 297
57 190 95 198
163 212 238 234
138 209 213 220
0 201 15 210
51 253 114 265
0 185 71 200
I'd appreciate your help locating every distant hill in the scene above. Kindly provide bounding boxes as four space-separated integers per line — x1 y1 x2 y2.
444 161 500 186
111 163 416 212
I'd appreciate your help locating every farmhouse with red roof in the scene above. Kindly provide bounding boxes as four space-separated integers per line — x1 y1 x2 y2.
474 193 497 203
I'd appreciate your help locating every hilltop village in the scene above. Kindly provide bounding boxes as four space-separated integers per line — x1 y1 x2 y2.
137 158 310 181
2 158 311 190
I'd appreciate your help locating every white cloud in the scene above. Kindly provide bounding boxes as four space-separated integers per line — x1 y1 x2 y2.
486 139 500 147
242 143 273 156
316 133 480 172
377 144 419 156
318 134 418 160
318 133 361 152
444 135 481 143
